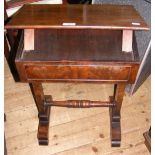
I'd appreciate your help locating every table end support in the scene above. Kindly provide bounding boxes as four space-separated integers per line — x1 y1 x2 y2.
37 95 52 145
109 96 121 147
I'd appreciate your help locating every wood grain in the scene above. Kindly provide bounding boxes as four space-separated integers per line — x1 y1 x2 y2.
4 59 150 154
21 30 138 62
4 3 149 149
25 65 131 82
15 30 140 85
5 4 149 30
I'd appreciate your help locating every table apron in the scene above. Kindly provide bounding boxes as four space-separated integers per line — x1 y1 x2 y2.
23 64 133 82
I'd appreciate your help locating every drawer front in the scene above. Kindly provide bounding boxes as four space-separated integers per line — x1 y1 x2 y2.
25 65 131 82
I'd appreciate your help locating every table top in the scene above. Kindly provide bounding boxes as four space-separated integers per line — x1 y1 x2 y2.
5 4 149 30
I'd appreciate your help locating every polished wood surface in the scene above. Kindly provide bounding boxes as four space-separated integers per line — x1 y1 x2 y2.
25 65 132 82
15 30 139 85
109 83 126 147
30 83 51 145
5 4 149 30
20 30 139 62
5 4 149 147
4 0 22 82
45 99 115 107
15 29 140 146
4 60 151 154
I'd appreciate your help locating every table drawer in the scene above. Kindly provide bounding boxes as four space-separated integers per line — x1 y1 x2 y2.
25 65 131 82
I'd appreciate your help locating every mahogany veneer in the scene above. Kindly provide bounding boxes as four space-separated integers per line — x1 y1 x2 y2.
5 4 149 146
5 4 149 30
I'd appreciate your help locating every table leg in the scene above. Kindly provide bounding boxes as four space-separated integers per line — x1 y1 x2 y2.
109 83 126 147
143 127 151 152
29 82 51 145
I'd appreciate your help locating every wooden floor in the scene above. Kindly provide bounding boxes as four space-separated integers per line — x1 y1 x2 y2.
4 59 150 155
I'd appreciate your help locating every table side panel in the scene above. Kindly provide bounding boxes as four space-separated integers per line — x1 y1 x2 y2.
15 29 140 83
21 29 137 62
25 64 131 81
15 61 139 83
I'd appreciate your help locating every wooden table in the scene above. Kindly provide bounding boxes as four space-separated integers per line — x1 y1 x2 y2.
5 4 149 147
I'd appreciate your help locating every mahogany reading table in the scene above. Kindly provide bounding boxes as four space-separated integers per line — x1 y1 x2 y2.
5 4 149 147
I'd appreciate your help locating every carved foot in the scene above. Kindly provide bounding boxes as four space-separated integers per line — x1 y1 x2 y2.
38 121 49 145
37 95 51 145
109 96 121 147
